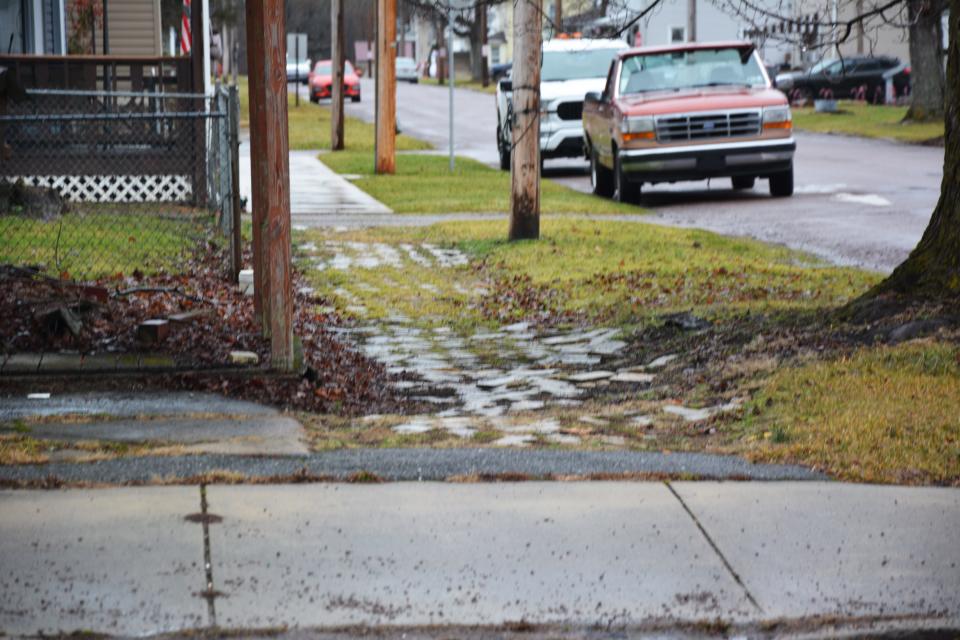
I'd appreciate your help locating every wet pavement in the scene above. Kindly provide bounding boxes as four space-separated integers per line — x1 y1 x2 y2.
2 482 957 635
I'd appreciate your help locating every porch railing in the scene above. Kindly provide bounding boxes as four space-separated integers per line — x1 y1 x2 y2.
0 54 197 93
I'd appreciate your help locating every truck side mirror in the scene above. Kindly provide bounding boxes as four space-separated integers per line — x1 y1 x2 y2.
584 91 602 103
499 79 512 92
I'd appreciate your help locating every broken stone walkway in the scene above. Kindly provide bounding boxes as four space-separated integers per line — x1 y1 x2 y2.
302 240 738 447
2 482 957 635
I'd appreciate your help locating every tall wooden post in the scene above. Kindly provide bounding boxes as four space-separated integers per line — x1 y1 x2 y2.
247 0 295 370
245 0 268 325
509 0 541 241
480 3 489 88
686 0 696 41
191 0 207 206
375 0 396 174
331 0 345 150
555 0 562 33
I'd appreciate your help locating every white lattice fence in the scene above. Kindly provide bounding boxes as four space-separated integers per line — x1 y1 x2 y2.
6 175 193 203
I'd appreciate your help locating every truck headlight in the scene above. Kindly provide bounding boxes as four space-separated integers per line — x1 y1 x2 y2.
621 116 655 141
762 106 792 130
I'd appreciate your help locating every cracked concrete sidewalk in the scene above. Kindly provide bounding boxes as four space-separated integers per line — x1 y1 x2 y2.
1 482 957 636
0 391 309 457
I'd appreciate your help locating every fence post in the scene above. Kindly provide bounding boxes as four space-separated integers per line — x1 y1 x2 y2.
229 84 242 283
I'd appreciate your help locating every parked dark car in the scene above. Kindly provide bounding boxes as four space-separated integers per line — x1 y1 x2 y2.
491 63 512 81
776 56 910 103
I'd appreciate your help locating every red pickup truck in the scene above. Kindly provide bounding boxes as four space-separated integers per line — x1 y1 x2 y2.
582 41 795 203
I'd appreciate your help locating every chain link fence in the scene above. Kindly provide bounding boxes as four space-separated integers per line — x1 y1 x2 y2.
0 85 239 281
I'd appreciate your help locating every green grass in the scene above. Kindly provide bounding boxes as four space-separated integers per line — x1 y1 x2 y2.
742 342 960 484
236 77 431 152
300 217 878 331
0 209 210 280
793 101 944 143
420 76 498 94
318 152 639 215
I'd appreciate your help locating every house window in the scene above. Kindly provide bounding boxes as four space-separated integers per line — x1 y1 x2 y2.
670 26 686 43
491 45 501 65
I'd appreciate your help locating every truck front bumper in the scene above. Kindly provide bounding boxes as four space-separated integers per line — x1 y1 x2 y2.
539 122 585 159
619 138 796 183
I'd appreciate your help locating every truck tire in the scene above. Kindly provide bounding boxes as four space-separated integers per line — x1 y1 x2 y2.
590 148 613 197
614 152 641 204
732 176 755 190
497 125 510 171
769 166 794 197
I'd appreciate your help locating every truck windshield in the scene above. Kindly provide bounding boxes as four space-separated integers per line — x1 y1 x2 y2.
618 48 767 95
542 48 620 82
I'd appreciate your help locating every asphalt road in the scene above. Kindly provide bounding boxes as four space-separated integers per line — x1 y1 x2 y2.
343 78 944 273
0 448 824 484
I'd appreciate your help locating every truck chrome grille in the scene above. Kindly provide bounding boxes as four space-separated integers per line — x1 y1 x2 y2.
655 110 761 142
556 101 583 121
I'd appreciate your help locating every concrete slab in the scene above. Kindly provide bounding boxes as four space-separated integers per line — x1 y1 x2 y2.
209 483 753 628
2 353 42 374
672 482 960 620
14 416 308 456
81 353 118 371
0 391 278 421
37 353 84 372
0 487 207 635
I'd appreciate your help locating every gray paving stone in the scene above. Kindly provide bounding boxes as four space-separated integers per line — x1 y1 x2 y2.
566 371 614 383
645 354 679 369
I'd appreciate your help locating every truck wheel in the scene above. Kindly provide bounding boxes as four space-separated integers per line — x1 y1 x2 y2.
614 153 640 204
769 167 794 197
590 149 613 197
497 125 510 171
732 176 755 190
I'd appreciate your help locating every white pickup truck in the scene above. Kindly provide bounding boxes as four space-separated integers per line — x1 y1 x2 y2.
495 37 628 170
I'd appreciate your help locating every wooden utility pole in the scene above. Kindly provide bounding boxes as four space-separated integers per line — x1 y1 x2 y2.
480 4 489 88
331 0 345 150
246 0 295 370
245 0 268 326
509 0 541 241
191 0 207 205
555 0 562 33
687 0 696 41
375 0 396 174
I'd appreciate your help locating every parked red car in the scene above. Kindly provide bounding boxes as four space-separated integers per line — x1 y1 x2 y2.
309 60 361 103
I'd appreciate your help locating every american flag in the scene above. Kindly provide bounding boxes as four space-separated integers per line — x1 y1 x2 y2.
180 0 192 54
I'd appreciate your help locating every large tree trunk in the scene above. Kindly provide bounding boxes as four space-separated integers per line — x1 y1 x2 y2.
904 0 947 121
873 0 958 297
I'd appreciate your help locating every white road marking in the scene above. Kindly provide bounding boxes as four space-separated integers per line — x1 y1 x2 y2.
834 193 892 207
794 183 847 194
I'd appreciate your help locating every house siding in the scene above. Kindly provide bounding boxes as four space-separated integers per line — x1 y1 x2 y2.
81 0 161 55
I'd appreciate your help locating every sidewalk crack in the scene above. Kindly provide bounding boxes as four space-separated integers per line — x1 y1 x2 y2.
197 483 219 627
666 482 763 613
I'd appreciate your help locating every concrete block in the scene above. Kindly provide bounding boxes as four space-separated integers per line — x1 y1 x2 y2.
38 353 83 372
2 353 42 374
